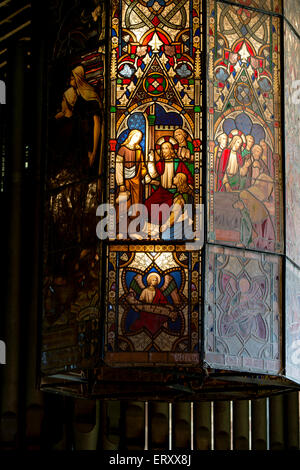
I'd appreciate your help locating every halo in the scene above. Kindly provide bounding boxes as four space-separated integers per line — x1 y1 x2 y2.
155 136 178 155
228 129 246 146
146 272 161 285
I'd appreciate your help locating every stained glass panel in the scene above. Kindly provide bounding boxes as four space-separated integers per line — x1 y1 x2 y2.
207 1 283 253
42 179 102 373
285 23 300 266
46 1 105 187
42 1 106 373
40 0 292 391
286 260 300 384
204 245 282 374
284 0 300 34
228 0 281 13
109 0 202 240
42 244 101 374
105 246 200 365
46 179 101 252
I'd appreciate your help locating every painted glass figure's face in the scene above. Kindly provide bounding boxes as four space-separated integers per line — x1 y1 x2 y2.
246 135 254 150
129 132 142 146
161 142 173 159
233 137 242 151
219 135 228 148
148 276 159 287
174 130 185 144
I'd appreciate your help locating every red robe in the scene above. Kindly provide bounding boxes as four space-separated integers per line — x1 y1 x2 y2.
217 148 243 191
156 160 193 185
130 288 169 335
145 159 193 224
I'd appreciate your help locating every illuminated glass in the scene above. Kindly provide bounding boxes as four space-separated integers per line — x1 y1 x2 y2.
228 0 281 13
286 259 300 383
109 0 202 239
207 1 283 253
40 0 300 398
104 0 203 367
285 22 300 266
284 0 300 34
204 245 282 374
105 245 200 364
42 1 106 373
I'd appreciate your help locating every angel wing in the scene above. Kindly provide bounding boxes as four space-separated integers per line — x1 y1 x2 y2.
160 273 181 305
129 273 146 297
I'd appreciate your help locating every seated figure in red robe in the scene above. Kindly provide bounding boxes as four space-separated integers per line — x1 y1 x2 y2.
145 141 193 224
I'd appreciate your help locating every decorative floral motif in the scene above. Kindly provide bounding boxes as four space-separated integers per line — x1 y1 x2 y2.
205 245 282 374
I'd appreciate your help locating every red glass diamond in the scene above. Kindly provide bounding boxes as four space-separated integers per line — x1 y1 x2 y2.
151 15 160 27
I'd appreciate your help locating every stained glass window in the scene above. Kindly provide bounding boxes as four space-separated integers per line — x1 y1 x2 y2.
204 245 282 374
228 0 281 13
284 0 300 34
105 0 202 366
108 0 202 240
105 246 200 363
207 1 283 253
41 0 300 395
286 260 300 383
284 5 300 385
42 1 106 374
285 19 300 266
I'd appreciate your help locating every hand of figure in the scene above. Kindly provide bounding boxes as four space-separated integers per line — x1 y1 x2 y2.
144 174 151 184
126 292 138 305
148 150 154 160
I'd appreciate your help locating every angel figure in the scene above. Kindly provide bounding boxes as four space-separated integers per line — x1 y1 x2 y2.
123 272 183 336
219 276 267 341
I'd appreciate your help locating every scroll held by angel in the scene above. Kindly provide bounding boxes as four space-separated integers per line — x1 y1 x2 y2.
124 272 182 335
